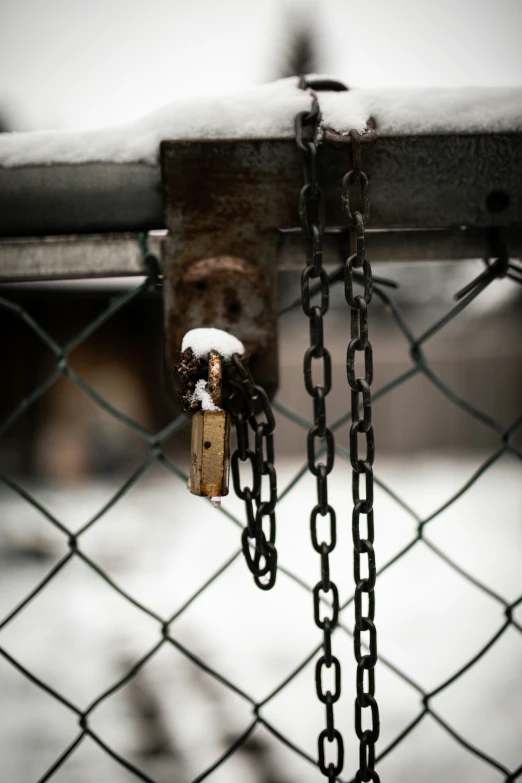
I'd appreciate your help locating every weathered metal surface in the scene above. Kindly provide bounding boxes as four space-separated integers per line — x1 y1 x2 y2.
1 228 521 283
166 255 271 353
322 124 377 150
286 227 522 265
189 410 231 498
1 134 521 237
207 350 223 409
363 134 521 229
161 140 280 397
162 252 277 395
0 163 162 238
0 234 155 281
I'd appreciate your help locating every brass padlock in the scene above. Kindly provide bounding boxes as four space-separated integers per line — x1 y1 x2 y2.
188 351 231 505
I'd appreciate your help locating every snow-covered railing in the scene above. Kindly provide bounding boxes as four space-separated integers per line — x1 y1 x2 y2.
0 78 521 279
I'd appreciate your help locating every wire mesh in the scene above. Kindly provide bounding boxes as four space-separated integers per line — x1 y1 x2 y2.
0 236 521 783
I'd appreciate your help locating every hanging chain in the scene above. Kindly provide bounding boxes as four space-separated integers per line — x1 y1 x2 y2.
229 354 278 591
343 130 380 782
296 90 344 781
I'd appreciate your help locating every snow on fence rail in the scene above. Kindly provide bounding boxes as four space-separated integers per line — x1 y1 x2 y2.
0 78 521 241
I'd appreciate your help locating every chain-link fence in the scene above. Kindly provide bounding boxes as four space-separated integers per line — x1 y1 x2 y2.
0 232 521 783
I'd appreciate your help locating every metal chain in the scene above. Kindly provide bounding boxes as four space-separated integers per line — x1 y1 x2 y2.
296 89 344 781
343 130 380 783
229 354 278 591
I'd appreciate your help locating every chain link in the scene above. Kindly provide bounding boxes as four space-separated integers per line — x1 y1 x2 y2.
229 354 278 590
296 87 344 781
343 129 380 783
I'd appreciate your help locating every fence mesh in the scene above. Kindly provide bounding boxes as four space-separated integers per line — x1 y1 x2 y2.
0 235 521 783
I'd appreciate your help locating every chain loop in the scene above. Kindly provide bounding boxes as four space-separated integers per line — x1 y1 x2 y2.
310 505 337 553
342 170 370 225
345 254 373 308
318 728 344 779
231 449 261 500
316 655 342 703
302 266 330 316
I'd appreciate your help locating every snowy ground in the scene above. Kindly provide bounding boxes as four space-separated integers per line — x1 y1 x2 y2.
0 452 520 783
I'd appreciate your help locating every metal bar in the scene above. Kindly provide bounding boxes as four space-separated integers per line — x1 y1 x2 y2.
0 228 520 283
0 234 153 281
0 163 162 238
0 134 520 238
282 228 522 266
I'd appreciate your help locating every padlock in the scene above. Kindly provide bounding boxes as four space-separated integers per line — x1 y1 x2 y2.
188 351 231 505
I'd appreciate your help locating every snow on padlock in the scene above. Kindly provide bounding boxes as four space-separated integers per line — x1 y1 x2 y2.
181 329 245 508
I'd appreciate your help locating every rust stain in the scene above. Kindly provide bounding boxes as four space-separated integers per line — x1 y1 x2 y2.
170 255 267 345
223 286 242 322
162 144 270 238
207 350 223 408
165 254 275 396
160 141 280 398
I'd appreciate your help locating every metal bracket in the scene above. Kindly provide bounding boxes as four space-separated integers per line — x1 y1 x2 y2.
160 139 290 398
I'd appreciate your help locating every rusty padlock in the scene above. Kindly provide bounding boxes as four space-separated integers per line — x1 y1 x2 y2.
188 351 231 505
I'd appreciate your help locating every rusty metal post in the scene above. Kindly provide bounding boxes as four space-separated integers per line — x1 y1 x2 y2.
160 139 296 397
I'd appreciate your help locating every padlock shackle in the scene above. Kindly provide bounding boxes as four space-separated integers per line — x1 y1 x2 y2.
208 350 223 409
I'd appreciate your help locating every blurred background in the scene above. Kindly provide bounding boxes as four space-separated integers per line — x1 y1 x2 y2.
1 0 522 132
0 0 521 781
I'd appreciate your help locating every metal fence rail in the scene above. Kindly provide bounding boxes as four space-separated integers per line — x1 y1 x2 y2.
1 134 521 237
0 236 521 782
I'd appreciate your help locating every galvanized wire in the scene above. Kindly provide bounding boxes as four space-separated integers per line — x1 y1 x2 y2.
0 232 520 783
